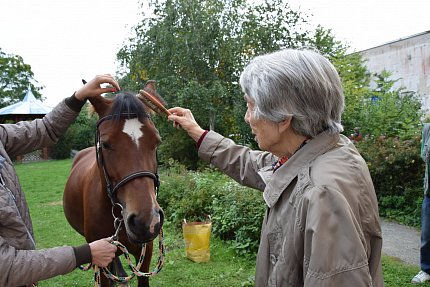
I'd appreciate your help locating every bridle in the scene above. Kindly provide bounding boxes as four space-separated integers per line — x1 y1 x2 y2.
79 106 165 285
95 113 160 205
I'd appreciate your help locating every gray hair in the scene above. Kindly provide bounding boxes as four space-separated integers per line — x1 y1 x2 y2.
239 49 344 137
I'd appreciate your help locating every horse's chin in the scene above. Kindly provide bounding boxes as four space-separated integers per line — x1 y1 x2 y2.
126 230 160 244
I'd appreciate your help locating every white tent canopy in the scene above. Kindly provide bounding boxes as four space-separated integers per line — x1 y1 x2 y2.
0 88 52 115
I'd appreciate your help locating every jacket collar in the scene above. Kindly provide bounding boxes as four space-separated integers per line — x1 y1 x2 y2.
262 131 342 208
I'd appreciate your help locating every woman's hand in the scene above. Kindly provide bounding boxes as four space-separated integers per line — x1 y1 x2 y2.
74 74 120 101
168 107 206 142
89 238 118 268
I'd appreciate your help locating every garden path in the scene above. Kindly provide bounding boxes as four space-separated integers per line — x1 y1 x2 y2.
381 218 420 266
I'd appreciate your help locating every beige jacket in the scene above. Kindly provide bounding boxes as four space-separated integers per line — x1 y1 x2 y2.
199 130 383 287
0 100 79 286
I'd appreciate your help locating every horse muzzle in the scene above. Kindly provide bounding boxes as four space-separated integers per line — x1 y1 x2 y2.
125 208 164 244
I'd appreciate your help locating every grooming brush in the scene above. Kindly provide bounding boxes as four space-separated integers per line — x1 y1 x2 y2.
138 89 171 117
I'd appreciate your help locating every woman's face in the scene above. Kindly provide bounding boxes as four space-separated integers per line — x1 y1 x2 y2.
244 98 281 152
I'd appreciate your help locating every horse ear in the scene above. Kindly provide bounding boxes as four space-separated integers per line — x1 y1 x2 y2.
88 94 111 117
145 80 157 93
139 80 169 115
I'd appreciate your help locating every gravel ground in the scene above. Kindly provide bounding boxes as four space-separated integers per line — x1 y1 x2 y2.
381 219 420 266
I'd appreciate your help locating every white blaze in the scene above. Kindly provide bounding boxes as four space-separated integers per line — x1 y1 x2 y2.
123 118 144 147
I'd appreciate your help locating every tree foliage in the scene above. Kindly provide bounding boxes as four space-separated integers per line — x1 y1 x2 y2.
117 0 423 169
50 105 98 159
0 48 43 108
311 29 423 139
117 0 324 168
340 68 423 139
360 71 423 139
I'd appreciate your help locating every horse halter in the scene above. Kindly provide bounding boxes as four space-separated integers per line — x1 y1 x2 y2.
95 114 160 205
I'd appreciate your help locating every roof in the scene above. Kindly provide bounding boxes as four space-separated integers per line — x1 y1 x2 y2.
359 30 430 53
0 88 53 115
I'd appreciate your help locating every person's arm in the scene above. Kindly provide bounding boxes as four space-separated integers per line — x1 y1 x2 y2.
421 124 429 161
0 236 76 286
167 107 274 190
0 236 117 286
0 74 120 158
199 131 275 190
64 73 120 112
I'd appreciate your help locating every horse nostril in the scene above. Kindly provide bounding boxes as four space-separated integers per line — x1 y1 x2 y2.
127 214 141 230
125 209 164 243
159 209 164 227
126 211 163 232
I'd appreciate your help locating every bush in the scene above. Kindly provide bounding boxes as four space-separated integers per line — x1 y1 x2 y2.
50 105 97 159
50 130 73 159
211 182 265 257
355 136 424 226
158 160 265 258
158 160 227 225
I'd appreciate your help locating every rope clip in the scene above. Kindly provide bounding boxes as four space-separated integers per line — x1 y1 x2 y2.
111 203 124 241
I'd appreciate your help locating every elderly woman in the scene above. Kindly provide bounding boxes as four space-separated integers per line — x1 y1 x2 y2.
168 49 383 287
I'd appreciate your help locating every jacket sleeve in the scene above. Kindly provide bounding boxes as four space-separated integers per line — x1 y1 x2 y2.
0 99 80 158
421 123 430 162
198 130 276 191
0 236 77 286
300 185 373 287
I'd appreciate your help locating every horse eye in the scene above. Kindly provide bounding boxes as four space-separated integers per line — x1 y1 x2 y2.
101 142 112 150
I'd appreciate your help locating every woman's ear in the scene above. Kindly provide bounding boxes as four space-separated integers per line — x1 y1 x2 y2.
278 117 292 133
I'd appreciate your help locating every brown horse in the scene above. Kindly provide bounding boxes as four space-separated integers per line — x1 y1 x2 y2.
63 82 164 287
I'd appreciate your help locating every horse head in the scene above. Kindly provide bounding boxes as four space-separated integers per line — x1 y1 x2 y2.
89 81 164 244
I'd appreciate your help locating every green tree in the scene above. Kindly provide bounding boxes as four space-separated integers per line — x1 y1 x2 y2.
50 105 98 159
309 30 423 140
118 0 421 168
333 52 373 137
67 106 98 150
117 0 320 168
306 27 372 137
0 48 43 108
359 70 423 139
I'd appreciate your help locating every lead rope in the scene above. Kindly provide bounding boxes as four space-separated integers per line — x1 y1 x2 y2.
79 228 165 287
79 205 165 286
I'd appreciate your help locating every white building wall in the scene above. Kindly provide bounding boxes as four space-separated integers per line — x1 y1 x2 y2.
360 31 430 111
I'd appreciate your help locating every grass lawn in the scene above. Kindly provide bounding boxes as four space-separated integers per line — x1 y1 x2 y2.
14 159 421 286
15 159 255 286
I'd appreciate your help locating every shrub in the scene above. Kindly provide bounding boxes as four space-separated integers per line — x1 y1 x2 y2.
50 106 97 159
378 190 422 227
355 136 424 226
50 130 73 159
211 182 265 257
158 160 227 226
159 160 265 258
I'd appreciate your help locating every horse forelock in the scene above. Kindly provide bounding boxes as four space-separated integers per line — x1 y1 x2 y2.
110 91 150 123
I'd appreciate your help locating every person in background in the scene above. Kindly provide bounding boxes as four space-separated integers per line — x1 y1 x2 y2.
412 123 430 284
0 75 119 286
168 49 384 286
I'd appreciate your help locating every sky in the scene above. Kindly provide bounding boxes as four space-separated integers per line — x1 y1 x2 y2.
0 0 429 107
